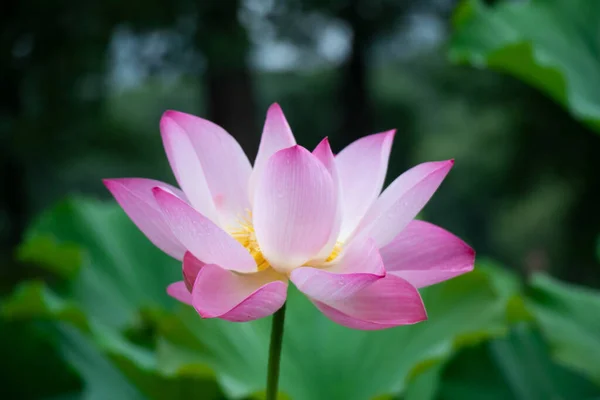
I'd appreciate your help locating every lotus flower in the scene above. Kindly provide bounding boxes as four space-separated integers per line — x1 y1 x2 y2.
104 104 474 330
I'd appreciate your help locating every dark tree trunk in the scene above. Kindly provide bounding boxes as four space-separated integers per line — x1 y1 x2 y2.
0 76 28 249
197 0 259 160
339 31 372 144
0 3 28 251
206 67 259 159
338 0 374 146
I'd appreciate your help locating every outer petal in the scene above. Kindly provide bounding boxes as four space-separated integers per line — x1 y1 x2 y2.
192 264 288 322
153 188 257 273
356 160 454 248
103 178 186 260
167 281 192 305
312 137 342 260
160 112 219 224
290 238 385 302
249 103 296 202
380 220 475 288
253 146 336 272
162 111 252 228
312 274 427 330
182 251 205 291
335 130 395 241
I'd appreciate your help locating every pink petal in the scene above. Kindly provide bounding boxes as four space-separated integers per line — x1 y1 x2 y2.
335 130 395 240
312 137 342 260
160 112 219 224
103 178 186 260
192 264 288 322
356 160 454 248
162 111 252 227
290 238 385 302
313 137 338 180
167 281 192 305
153 187 256 273
253 146 336 272
182 251 205 291
380 220 474 288
312 274 427 330
249 103 296 202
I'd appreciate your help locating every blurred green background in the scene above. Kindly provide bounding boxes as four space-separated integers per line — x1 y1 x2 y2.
1 0 600 399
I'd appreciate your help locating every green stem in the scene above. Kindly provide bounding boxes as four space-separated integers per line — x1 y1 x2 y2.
266 302 287 400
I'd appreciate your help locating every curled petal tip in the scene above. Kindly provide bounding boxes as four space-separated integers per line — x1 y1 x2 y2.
102 178 126 192
278 144 308 156
439 159 455 172
383 129 396 138
432 159 455 170
162 109 198 121
320 136 330 145
160 110 174 122
160 110 188 129
161 109 179 118
465 246 476 268
151 185 182 202
268 102 282 112
370 129 396 141
467 243 476 256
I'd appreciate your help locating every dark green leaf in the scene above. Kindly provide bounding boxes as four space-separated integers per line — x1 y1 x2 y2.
437 325 600 400
527 273 600 384
17 197 181 331
449 0 600 132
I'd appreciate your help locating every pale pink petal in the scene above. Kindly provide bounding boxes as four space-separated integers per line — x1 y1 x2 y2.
253 146 336 272
182 251 205 291
290 238 384 301
162 111 252 227
325 238 385 275
167 281 192 306
335 130 395 240
313 137 338 180
380 220 474 288
249 103 296 202
312 274 427 330
103 178 186 260
160 112 219 224
356 160 454 248
192 264 288 322
153 187 256 273
312 137 342 260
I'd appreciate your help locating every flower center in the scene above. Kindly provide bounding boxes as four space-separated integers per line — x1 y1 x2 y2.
325 242 343 262
230 212 343 271
230 214 271 271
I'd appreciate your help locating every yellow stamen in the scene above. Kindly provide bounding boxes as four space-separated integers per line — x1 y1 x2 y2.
230 212 271 271
231 211 343 270
325 242 343 262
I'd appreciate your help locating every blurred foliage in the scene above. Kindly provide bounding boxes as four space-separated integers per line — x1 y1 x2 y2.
2 198 600 399
0 320 81 399
432 325 600 400
450 0 600 133
446 0 600 286
527 273 600 383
